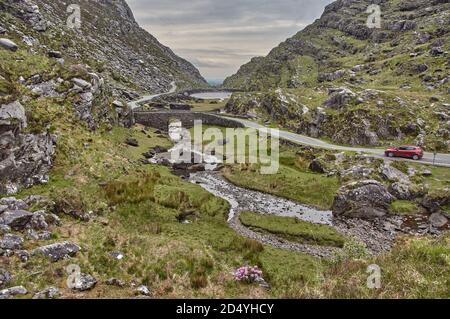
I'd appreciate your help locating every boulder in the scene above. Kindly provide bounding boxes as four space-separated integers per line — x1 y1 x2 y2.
0 210 34 230
32 287 60 299
71 273 97 291
323 88 357 109
0 101 27 128
389 182 412 200
48 51 62 59
28 212 49 230
32 242 80 262
332 180 394 219
125 138 139 147
72 78 92 90
429 213 448 228
0 234 24 250
0 38 18 52
309 158 328 174
0 269 12 288
0 197 28 210
380 164 409 182
136 285 151 296
106 278 126 287
0 286 27 299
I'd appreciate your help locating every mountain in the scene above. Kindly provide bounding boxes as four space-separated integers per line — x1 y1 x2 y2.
223 0 449 150
1 0 208 98
0 0 207 194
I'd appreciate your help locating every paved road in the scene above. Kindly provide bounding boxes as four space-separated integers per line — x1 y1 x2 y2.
128 81 177 110
128 86 450 168
221 116 450 168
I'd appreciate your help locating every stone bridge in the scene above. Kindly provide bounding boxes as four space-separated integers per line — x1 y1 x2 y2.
133 111 245 131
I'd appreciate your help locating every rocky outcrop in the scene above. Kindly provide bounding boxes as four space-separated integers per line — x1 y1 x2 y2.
0 269 11 289
32 241 80 262
0 38 18 51
0 0 207 98
332 180 395 219
71 273 97 292
32 287 60 299
0 101 56 195
0 286 27 299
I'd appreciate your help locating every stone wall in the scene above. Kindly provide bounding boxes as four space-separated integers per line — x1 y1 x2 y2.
133 111 245 131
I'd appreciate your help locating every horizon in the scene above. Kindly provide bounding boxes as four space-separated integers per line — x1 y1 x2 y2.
127 0 334 81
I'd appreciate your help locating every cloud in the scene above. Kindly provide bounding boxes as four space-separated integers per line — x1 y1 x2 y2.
127 0 334 81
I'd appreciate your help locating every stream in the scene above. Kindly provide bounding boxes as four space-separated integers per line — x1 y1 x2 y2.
151 122 439 258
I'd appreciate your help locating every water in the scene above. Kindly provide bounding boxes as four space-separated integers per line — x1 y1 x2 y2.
190 92 233 100
156 121 332 225
190 172 333 225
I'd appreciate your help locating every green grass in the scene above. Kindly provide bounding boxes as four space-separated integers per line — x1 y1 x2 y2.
190 100 227 112
106 126 172 161
239 212 347 248
390 200 421 215
223 150 340 210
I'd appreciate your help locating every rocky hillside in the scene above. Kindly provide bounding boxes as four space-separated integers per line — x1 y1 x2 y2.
0 0 208 195
0 0 208 98
224 0 449 150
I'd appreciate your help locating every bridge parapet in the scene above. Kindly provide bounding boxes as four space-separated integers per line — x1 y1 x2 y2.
133 111 245 131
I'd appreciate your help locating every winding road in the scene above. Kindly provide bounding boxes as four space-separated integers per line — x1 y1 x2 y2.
128 81 177 110
220 116 450 168
129 87 450 168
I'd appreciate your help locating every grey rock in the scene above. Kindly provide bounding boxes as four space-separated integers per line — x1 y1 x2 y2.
15 250 30 262
0 286 27 299
0 38 18 51
125 138 139 147
389 182 413 200
332 180 394 219
0 225 11 235
0 198 28 210
32 287 60 299
48 51 62 59
26 229 52 241
28 212 49 230
421 170 432 177
0 101 27 128
136 285 151 296
106 278 126 287
323 87 357 109
72 273 97 291
0 234 24 250
429 213 448 228
0 26 6 34
72 78 92 90
32 242 80 262
380 164 409 182
0 210 34 230
309 158 328 174
0 269 12 288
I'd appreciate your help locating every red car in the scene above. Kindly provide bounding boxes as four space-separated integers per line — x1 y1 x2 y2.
385 146 424 160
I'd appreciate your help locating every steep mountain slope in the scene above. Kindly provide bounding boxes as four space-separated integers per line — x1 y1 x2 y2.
0 0 207 194
1 0 208 98
224 0 449 150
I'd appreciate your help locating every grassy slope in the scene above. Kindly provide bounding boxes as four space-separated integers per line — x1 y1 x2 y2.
2 49 449 299
239 212 347 248
223 149 340 210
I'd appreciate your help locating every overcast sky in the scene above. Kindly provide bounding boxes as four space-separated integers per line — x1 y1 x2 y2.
127 0 333 82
